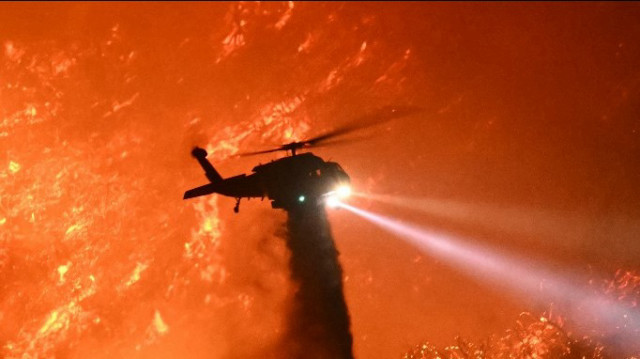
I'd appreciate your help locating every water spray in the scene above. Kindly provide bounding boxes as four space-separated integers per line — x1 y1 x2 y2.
281 193 354 358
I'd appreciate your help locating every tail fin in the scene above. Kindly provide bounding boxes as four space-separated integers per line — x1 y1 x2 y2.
184 183 218 199
191 147 223 183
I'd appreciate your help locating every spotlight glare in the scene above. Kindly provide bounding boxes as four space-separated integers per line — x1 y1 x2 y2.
326 195 341 208
298 195 305 203
336 185 351 198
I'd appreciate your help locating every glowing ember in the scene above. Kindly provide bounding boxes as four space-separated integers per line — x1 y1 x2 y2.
8 161 21 174
57 262 71 283
152 310 170 335
125 262 149 287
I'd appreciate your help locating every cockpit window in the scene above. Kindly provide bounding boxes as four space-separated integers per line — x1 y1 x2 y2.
323 162 346 174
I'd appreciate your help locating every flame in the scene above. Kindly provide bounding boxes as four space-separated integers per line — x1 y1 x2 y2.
57 262 71 283
8 161 21 174
65 223 82 236
403 313 601 359
274 1 295 30
125 262 149 287
39 304 76 335
152 310 170 335
4 41 24 62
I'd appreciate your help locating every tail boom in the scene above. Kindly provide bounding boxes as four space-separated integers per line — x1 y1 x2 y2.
191 147 223 183
183 183 218 200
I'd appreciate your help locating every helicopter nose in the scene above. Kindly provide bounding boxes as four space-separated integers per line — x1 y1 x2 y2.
339 171 350 184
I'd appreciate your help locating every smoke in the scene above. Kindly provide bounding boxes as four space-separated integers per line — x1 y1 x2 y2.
280 205 354 359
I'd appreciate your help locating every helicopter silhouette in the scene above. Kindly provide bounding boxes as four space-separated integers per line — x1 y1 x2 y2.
183 106 419 213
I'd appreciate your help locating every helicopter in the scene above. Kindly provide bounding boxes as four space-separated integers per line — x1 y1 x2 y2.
183 106 419 213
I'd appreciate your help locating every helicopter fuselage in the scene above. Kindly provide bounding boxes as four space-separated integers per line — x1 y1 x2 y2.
184 148 350 211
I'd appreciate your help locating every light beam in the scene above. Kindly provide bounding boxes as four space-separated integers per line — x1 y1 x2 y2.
353 192 640 255
337 201 640 351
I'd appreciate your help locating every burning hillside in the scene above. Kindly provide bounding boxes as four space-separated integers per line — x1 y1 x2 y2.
2 3 640 358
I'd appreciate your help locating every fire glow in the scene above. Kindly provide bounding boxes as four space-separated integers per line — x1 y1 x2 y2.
2 2 640 358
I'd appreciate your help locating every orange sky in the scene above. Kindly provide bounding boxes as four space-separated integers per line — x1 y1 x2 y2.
1 3 640 358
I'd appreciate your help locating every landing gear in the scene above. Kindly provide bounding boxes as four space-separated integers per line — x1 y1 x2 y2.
233 198 240 213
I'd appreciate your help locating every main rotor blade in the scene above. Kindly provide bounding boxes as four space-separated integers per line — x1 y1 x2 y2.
236 105 422 156
236 147 285 157
305 105 422 146
307 135 371 149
